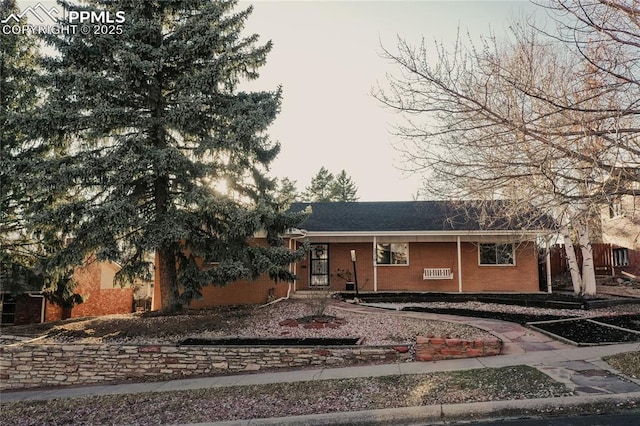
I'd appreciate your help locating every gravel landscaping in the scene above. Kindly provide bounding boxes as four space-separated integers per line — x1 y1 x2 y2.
0 366 572 425
1 299 495 345
365 299 640 344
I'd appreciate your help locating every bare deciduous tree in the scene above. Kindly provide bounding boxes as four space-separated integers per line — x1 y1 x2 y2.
374 13 639 295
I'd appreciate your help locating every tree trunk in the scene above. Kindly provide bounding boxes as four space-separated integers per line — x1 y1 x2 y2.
151 62 176 312
154 172 180 312
561 226 583 295
156 246 181 313
577 222 597 296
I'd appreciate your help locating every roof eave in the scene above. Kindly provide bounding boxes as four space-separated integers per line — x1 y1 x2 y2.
301 229 551 237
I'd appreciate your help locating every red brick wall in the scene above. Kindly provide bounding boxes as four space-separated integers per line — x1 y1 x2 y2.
70 261 133 318
294 243 377 292
153 238 296 309
44 301 63 322
332 243 375 291
415 336 502 361
461 242 539 292
42 261 133 322
295 241 540 293
154 238 541 309
376 242 459 292
191 279 291 308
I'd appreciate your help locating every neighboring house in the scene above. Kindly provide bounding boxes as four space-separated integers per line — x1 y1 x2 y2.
286 201 549 294
1 259 149 326
601 193 640 277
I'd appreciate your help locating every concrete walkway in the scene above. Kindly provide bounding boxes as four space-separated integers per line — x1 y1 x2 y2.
333 301 574 355
2 301 640 424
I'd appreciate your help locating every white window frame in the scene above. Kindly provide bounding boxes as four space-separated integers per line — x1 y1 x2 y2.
376 243 409 266
478 243 516 266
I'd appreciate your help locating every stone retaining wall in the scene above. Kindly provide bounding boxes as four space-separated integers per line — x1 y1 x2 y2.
0 337 502 390
0 343 411 390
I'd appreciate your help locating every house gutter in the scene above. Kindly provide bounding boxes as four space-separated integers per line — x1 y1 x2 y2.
27 292 46 323
302 230 548 238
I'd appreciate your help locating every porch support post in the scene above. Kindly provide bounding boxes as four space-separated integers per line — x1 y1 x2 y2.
545 236 552 294
457 236 463 293
373 236 378 292
290 238 297 293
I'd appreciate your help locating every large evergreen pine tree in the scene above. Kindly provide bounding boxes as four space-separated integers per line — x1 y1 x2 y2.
0 0 44 292
29 0 306 312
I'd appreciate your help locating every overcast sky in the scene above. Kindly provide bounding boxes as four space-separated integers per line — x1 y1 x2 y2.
240 0 543 201
13 0 544 201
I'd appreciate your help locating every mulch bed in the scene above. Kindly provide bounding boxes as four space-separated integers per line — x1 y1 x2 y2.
179 337 360 346
530 317 640 345
592 314 640 332
401 307 574 325
278 315 346 329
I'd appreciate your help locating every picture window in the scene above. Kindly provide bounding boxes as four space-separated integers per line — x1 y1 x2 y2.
479 243 515 265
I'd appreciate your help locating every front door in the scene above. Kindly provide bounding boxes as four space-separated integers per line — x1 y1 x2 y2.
309 244 330 288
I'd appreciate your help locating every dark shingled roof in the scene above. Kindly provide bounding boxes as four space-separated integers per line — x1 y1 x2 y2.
288 201 552 232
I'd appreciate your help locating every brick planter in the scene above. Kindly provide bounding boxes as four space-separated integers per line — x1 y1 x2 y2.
414 336 503 361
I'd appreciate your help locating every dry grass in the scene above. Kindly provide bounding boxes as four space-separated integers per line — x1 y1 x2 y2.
604 351 640 379
0 366 571 425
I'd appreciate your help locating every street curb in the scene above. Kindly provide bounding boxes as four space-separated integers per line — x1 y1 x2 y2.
177 392 640 426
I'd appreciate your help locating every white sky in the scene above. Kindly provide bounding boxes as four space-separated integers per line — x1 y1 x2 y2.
239 0 543 200
12 0 544 201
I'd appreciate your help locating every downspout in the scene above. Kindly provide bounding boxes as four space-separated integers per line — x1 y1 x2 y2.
287 231 308 294
373 236 378 292
457 236 463 293
27 293 46 323
262 232 306 308
262 282 292 308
